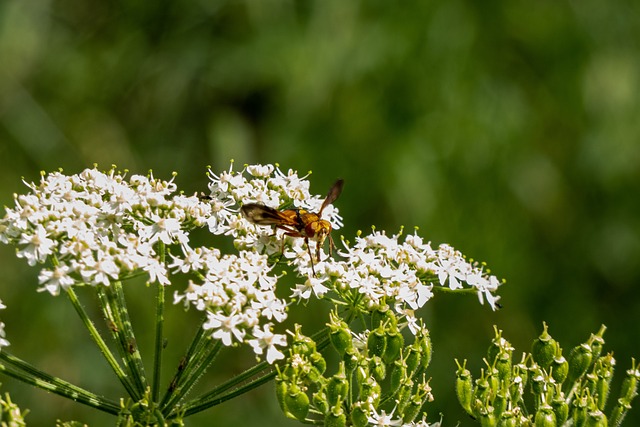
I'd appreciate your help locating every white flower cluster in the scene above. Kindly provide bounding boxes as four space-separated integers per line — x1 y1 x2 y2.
205 163 342 246
0 167 212 295
288 229 502 334
172 248 288 364
0 163 501 362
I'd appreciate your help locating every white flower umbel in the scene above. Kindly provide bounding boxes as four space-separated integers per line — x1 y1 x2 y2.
173 248 288 355
0 163 508 425
0 167 212 295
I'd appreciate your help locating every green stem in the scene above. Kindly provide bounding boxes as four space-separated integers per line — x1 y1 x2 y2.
113 280 149 393
159 320 207 408
161 338 222 416
181 368 276 417
173 326 332 417
152 242 166 401
97 284 146 399
0 351 120 414
65 287 137 398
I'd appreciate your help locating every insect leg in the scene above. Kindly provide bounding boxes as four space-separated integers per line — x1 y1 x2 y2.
305 237 316 277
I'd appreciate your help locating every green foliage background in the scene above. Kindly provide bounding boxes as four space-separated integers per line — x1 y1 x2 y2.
1 1 639 425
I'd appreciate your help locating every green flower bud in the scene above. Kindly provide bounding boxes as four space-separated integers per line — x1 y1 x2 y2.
620 363 640 403
478 408 497 427
405 345 422 376
396 378 414 412
493 389 507 420
551 354 569 385
497 412 518 427
552 393 569 426
609 398 632 427
367 326 387 358
456 360 474 416
584 410 607 427
369 356 387 382
344 347 360 373
329 320 353 356
313 389 329 415
390 360 407 395
534 405 556 427
418 330 433 372
360 377 381 406
276 378 289 415
350 401 370 427
532 322 557 370
593 355 615 411
371 305 396 329
495 352 512 385
310 351 327 375
383 328 404 364
285 383 310 421
324 404 347 427
566 343 593 392
291 325 316 357
588 325 607 370
326 364 349 406
402 395 423 424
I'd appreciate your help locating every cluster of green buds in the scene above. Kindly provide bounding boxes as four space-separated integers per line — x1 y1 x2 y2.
275 308 435 427
455 324 639 427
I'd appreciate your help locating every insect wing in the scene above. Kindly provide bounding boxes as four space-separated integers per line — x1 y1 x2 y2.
319 179 344 216
241 203 291 226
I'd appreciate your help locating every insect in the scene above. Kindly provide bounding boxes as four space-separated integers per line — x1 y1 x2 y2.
241 179 344 276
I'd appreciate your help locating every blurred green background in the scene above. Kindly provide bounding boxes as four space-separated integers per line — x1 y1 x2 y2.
1 0 639 425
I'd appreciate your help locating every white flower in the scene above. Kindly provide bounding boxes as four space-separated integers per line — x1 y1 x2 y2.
17 224 55 266
368 408 403 426
38 264 76 295
248 324 287 364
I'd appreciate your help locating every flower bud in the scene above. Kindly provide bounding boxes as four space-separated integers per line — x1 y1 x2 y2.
344 347 360 373
329 318 353 356
497 412 517 427
369 355 387 382
588 325 607 369
350 401 369 427
456 360 474 416
477 407 496 427
326 364 349 406
620 362 640 403
383 327 404 364
324 404 346 427
402 395 423 424
551 354 569 385
565 343 593 391
396 378 414 412
371 305 396 329
313 389 329 414
359 377 381 406
495 352 512 385
285 383 310 421
593 354 615 411
390 360 407 395
367 326 387 358
276 378 289 414
532 322 557 370
405 345 422 376
291 325 316 357
584 409 607 427
534 405 556 427
310 351 327 374
552 393 569 426
418 330 433 372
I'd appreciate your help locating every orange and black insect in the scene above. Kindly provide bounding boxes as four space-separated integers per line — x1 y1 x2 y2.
241 179 344 276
